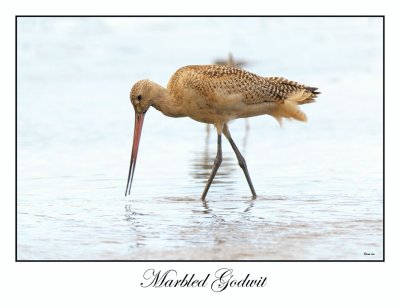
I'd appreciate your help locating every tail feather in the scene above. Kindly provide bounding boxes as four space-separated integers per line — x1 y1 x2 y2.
287 88 318 105
264 77 320 125
271 89 315 125
306 86 320 94
271 100 307 126
265 77 320 103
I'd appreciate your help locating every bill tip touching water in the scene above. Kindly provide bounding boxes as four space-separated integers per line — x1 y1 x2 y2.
125 65 320 200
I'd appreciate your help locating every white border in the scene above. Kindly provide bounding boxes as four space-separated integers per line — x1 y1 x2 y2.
1 0 397 307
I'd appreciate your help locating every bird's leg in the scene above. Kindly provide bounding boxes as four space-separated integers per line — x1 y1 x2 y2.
223 125 257 197
201 134 222 201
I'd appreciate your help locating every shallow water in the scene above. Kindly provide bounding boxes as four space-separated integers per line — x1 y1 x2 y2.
17 17 383 260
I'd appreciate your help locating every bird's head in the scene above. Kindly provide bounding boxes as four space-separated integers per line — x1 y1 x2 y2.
125 79 156 196
130 79 154 114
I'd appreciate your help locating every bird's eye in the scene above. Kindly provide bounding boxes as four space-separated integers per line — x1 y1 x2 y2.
137 95 142 101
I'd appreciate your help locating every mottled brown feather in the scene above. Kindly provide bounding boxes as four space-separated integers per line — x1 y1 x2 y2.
168 65 319 106
131 65 319 127
166 65 319 125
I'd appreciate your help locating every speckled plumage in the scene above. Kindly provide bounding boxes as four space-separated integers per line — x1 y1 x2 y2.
131 64 319 131
169 65 317 102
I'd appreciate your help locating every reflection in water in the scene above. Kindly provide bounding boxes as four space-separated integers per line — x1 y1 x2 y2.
201 199 211 214
190 113 252 197
122 186 260 258
243 202 254 213
124 204 143 224
189 129 236 186
243 195 257 213
242 120 250 155
124 204 146 248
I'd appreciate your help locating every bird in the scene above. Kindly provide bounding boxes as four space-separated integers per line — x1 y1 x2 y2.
125 65 320 200
214 52 248 68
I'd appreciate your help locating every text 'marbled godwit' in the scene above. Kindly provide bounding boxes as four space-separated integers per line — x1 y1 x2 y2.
126 65 320 200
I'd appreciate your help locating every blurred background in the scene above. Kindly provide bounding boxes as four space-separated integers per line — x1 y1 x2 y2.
17 17 383 260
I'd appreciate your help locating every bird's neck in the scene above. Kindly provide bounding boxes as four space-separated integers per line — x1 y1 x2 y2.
151 82 185 118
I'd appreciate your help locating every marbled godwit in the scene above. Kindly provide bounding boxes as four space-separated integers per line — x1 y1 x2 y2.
126 65 319 200
214 52 248 68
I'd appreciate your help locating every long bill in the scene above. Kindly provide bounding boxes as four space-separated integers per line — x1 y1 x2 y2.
125 112 145 196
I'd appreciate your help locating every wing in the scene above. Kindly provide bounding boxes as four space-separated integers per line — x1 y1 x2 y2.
168 65 276 104
169 65 318 105
167 65 319 124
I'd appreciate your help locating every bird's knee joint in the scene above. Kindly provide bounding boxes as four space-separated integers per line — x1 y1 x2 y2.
214 155 222 167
